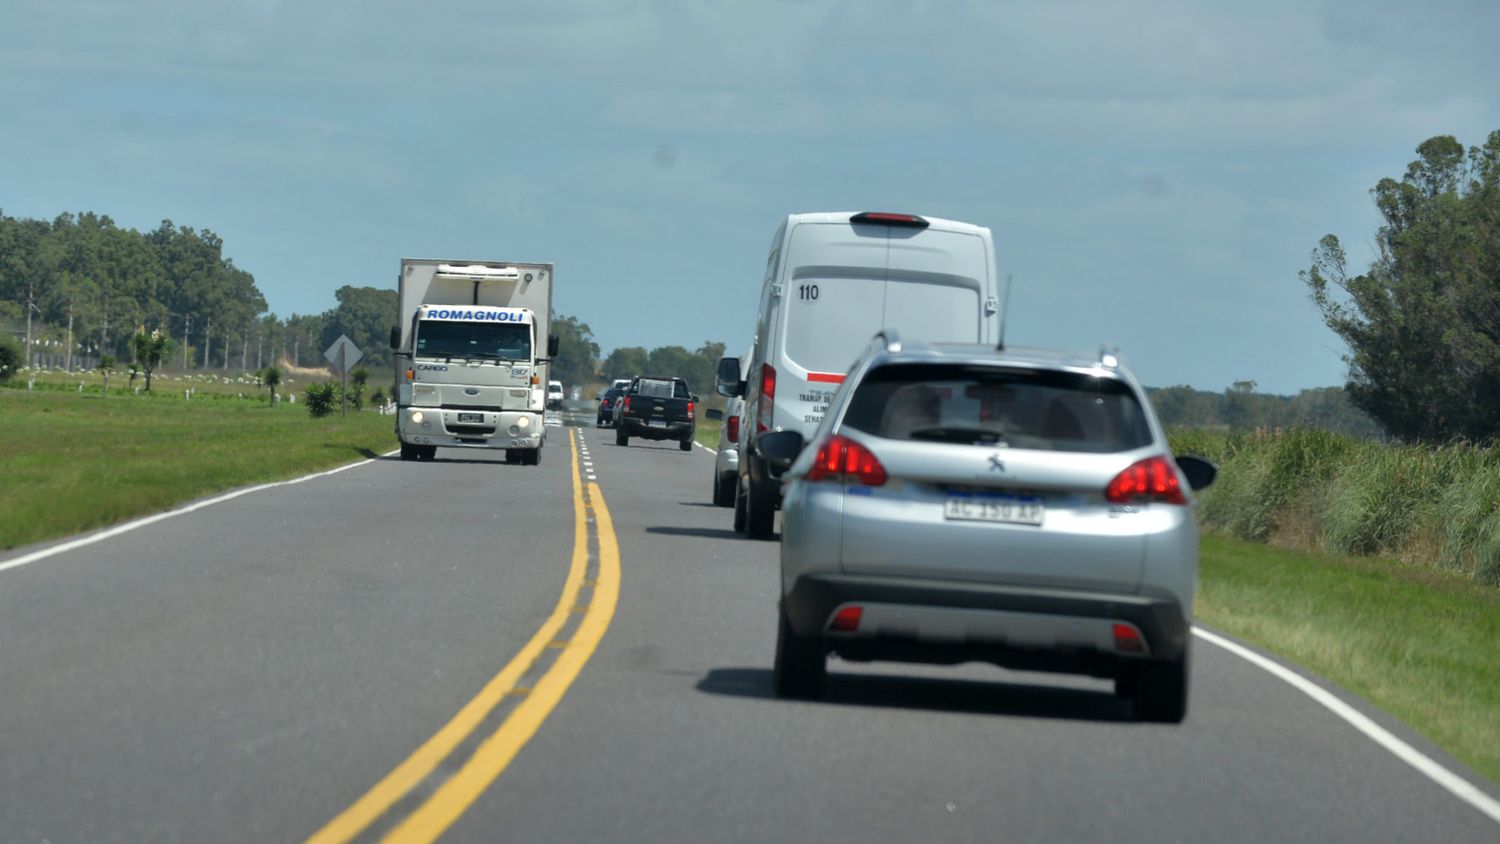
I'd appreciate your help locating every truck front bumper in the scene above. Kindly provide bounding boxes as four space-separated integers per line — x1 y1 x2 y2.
397 407 544 450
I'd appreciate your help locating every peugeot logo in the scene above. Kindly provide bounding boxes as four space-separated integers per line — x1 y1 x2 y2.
465 388 479 396
988 454 1006 473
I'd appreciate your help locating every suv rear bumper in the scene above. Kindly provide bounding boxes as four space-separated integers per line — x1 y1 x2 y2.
783 573 1189 673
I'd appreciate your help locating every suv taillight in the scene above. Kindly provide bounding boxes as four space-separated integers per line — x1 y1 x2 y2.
726 415 740 443
1105 456 1186 505
757 364 776 434
805 434 887 486
623 396 631 413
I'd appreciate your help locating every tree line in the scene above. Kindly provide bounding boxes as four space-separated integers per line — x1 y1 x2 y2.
1148 382 1382 438
0 211 396 374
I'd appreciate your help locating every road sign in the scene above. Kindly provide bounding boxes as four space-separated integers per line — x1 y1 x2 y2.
324 335 363 373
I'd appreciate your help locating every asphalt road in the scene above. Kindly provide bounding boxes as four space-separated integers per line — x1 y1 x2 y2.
2 413 1498 843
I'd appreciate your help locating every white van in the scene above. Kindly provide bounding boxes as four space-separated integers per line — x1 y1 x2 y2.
716 211 1001 538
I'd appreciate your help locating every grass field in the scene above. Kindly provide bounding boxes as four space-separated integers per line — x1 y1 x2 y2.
1198 532 1500 785
0 389 395 550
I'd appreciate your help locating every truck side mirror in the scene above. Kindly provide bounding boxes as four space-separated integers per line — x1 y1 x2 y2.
716 357 743 398
389 326 400 350
548 335 560 357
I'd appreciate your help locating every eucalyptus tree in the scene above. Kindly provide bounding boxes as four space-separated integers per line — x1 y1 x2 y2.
1303 131 1500 441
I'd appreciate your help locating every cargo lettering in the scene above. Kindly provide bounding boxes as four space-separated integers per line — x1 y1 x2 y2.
424 309 529 322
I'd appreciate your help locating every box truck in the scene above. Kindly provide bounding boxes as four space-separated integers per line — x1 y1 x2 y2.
390 259 558 464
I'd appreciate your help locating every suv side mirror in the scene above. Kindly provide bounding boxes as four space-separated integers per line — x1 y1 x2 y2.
1174 456 1217 491
548 335 560 357
716 357 744 398
756 430 806 471
706 408 724 421
389 325 400 350
691 394 700 403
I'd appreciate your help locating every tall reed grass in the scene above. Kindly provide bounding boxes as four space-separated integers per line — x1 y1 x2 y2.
1173 429 1500 585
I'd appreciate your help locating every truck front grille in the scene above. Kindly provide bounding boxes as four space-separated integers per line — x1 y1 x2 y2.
446 425 496 436
441 404 503 412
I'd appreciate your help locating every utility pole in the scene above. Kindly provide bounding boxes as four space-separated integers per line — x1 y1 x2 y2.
181 313 192 370
24 289 38 369
65 302 74 372
202 319 212 370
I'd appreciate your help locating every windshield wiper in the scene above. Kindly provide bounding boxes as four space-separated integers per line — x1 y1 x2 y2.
908 426 1006 445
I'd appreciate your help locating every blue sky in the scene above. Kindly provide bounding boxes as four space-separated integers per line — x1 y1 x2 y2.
2 0 1496 394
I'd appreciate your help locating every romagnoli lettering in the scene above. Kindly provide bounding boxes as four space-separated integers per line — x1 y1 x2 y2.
423 308 530 322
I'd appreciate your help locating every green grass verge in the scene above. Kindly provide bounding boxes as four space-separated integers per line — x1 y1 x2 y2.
694 417 724 450
1198 532 1500 785
0 390 396 550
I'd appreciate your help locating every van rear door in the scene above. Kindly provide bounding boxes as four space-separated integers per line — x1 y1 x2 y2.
775 218 995 433
778 223 889 430
883 226 994 345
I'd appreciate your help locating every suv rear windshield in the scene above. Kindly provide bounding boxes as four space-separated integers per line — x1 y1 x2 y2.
634 379 689 399
841 363 1152 453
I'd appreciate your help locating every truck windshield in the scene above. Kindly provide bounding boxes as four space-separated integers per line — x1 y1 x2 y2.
415 321 531 360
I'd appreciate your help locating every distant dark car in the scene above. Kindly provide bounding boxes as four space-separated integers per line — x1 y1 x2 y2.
614 376 697 451
597 388 625 427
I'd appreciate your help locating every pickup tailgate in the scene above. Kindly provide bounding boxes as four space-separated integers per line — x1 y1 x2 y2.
624 378 694 429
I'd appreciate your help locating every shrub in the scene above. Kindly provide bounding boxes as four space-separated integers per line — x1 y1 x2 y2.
0 336 21 383
349 367 368 410
304 382 338 418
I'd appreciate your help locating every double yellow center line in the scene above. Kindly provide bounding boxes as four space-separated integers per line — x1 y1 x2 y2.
307 429 621 843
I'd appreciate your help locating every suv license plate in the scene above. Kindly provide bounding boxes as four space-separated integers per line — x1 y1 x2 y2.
457 412 483 423
648 419 668 428
943 496 1044 525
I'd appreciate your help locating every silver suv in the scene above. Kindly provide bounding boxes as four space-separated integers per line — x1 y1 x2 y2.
757 333 1216 722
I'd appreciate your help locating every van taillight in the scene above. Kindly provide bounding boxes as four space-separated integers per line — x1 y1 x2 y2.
726 415 740 443
1105 456 1186 505
805 434 887 486
757 364 776 434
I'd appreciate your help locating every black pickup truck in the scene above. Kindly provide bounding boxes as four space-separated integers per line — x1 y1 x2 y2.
614 376 697 451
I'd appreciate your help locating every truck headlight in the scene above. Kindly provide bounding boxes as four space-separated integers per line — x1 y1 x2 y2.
411 410 425 424
517 416 530 429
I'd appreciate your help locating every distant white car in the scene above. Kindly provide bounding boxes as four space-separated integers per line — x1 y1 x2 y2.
546 380 564 410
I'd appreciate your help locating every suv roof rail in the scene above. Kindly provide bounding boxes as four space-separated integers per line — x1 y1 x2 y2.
873 329 902 353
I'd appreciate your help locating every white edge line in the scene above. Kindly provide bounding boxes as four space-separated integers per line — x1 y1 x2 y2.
0 450 400 575
1193 626 1500 825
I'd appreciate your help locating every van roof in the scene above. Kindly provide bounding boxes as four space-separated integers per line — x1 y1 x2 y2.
784 211 990 237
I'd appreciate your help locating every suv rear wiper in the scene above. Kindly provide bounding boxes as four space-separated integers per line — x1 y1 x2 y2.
908 426 1006 445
